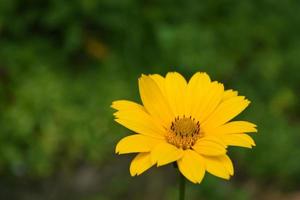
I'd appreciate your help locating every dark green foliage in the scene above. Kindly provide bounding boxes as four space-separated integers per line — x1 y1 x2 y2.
0 0 300 199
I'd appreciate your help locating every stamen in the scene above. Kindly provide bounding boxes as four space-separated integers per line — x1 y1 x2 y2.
165 115 201 150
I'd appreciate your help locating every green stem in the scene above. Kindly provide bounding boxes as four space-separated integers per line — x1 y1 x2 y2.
179 172 186 200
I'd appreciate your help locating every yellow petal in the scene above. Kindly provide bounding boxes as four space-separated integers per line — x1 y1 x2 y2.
208 121 257 135
112 100 145 111
222 89 238 101
115 118 165 139
177 150 205 183
113 100 166 139
165 72 187 116
193 137 227 156
202 96 250 130
222 155 234 175
139 75 173 127
194 81 224 123
116 135 162 154
185 72 211 117
203 155 232 179
149 74 166 96
151 142 183 166
130 153 155 176
221 133 255 148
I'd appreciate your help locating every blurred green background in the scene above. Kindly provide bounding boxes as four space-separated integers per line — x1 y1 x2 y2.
0 0 300 199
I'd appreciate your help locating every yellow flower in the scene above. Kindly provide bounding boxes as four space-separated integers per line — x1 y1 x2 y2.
112 72 257 183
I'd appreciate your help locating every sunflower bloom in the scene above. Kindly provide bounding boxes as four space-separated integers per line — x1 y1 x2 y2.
112 72 257 183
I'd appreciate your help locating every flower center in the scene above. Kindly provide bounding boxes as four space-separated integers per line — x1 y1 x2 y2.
165 116 201 150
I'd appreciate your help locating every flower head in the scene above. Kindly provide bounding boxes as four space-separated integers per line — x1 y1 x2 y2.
112 72 257 183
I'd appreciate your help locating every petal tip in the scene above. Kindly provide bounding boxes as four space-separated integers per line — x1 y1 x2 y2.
130 170 137 176
111 101 118 109
115 145 120 154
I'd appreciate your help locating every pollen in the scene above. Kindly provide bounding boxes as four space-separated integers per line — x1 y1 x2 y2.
165 116 201 150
